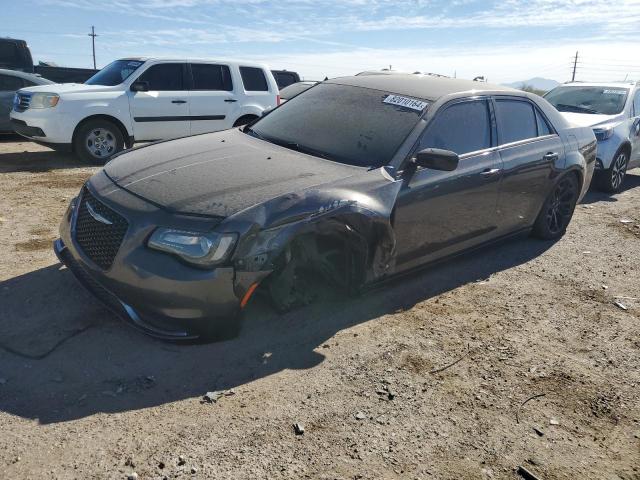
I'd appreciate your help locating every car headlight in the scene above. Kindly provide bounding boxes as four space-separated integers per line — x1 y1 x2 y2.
148 228 237 268
593 123 618 141
30 92 60 109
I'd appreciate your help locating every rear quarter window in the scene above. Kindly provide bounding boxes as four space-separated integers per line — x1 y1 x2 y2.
240 67 268 91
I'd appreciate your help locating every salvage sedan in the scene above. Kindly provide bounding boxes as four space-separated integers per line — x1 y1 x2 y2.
55 74 597 340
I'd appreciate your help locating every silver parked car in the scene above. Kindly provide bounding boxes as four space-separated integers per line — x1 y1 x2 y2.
544 81 640 192
0 68 53 133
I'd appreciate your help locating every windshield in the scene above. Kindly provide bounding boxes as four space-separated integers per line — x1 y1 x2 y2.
280 82 315 100
85 59 145 86
544 86 629 115
248 83 427 167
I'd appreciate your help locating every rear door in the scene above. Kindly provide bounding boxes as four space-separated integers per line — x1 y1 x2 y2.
393 97 503 272
493 96 565 233
128 62 190 141
188 63 236 135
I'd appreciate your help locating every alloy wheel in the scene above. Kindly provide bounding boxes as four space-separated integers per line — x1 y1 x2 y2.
85 128 116 159
610 152 628 191
545 177 577 235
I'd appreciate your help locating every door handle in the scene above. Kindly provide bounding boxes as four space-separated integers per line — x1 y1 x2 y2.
224 98 238 103
480 168 501 177
543 152 559 161
171 100 187 104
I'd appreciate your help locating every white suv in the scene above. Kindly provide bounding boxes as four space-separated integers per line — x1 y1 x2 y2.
10 58 279 162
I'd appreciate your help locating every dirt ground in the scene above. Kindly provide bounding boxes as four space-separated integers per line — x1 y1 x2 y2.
0 136 638 480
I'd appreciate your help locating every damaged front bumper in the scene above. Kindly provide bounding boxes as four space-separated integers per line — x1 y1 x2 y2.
55 178 267 340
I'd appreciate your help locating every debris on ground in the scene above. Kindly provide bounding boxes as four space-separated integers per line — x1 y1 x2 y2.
614 301 628 311
293 423 305 435
178 455 186 466
517 465 541 480
549 418 560 426
355 411 366 420
202 389 235 404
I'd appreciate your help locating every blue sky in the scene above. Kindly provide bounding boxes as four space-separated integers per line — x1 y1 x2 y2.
2 0 640 83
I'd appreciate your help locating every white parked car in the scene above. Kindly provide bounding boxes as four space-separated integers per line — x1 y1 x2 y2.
10 58 280 162
544 81 640 192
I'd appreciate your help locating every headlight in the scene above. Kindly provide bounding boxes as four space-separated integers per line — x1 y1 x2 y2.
593 123 618 141
30 92 60 109
148 228 237 268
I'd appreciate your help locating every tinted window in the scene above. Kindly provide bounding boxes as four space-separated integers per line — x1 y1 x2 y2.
536 109 553 136
249 83 426 167
419 100 491 155
86 59 144 86
0 42 19 64
495 100 537 144
0 74 23 91
240 66 268 91
273 72 297 88
137 63 184 91
544 86 629 115
191 63 232 91
633 91 640 117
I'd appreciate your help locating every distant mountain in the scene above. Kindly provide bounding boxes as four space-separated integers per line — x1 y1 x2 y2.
503 77 560 92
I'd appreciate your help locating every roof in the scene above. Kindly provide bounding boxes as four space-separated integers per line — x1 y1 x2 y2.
327 74 519 101
561 81 636 89
117 57 269 68
0 68 53 84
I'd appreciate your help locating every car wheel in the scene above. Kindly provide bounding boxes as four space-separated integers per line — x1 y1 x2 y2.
531 173 579 240
596 148 628 193
74 119 125 164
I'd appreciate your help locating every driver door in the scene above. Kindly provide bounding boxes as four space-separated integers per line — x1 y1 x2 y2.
393 98 503 273
128 62 191 141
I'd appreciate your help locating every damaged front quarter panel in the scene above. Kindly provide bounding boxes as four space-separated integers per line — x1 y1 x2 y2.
227 166 403 299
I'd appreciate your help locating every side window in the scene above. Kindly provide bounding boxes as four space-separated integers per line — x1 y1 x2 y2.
419 100 491 156
137 63 184 91
0 74 24 91
633 91 640 117
535 109 553 136
240 66 268 91
495 99 537 144
191 64 232 91
274 72 297 88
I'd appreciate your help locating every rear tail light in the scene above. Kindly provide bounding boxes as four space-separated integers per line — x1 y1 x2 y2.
277 95 281 106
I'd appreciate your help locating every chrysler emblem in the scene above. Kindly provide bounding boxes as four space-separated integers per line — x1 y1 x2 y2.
86 201 113 225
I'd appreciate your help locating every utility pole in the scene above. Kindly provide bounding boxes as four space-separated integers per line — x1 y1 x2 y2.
571 50 578 82
88 26 97 69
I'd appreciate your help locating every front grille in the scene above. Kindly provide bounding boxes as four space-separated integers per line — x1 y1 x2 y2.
14 92 31 112
75 187 128 270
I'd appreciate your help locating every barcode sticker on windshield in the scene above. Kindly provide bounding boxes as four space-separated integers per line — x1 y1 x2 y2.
383 94 428 111
603 89 626 95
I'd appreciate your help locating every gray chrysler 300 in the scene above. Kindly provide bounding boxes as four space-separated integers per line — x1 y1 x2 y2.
55 75 596 340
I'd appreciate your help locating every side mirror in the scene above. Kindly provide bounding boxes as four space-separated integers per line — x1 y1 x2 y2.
130 81 149 92
414 148 459 171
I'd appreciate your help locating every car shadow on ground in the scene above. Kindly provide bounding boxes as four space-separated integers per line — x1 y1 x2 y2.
0 234 553 425
0 135 86 173
581 172 640 204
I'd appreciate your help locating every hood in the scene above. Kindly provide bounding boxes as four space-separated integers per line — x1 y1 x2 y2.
19 83 119 95
559 111 622 128
104 129 364 217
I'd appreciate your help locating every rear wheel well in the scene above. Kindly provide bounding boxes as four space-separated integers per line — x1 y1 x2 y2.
72 115 132 151
233 114 259 127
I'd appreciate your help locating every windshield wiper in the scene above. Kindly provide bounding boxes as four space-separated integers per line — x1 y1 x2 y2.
555 103 599 114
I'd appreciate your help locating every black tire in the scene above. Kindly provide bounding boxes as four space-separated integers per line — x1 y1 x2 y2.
73 119 125 164
595 148 629 193
233 115 258 127
531 173 580 240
